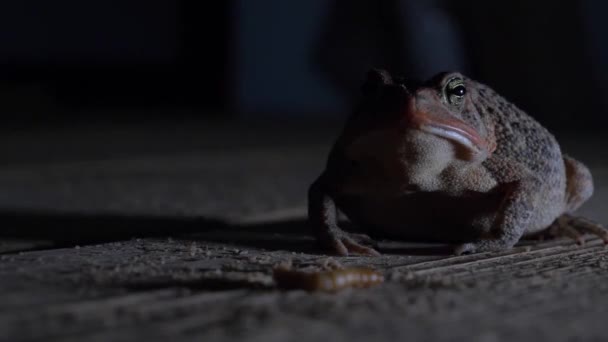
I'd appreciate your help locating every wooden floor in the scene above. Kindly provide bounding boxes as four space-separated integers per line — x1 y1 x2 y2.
1 120 607 342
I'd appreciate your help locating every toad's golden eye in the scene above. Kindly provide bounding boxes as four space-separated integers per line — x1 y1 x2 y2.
446 78 466 104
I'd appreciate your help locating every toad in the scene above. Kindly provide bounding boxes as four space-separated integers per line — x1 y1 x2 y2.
309 69 605 255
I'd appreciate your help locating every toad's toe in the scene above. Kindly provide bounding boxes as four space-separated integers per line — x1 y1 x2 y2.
549 214 608 245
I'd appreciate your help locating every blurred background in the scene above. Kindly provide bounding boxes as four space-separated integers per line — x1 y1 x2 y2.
0 0 607 231
0 0 606 127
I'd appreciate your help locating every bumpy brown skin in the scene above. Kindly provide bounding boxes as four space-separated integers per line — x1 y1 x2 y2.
309 69 599 256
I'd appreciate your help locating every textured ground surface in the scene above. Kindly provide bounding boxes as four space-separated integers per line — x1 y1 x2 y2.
1 119 608 342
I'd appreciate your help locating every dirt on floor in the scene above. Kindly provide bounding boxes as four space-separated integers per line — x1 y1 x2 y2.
1 121 608 342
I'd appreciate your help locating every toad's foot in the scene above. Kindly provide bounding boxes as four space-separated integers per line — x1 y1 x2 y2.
319 226 380 257
548 214 608 245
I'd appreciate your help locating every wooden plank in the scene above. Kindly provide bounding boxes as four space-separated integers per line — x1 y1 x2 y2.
0 130 606 341
2 233 608 341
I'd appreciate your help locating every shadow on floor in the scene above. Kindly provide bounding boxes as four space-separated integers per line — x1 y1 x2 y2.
0 209 227 252
0 209 458 256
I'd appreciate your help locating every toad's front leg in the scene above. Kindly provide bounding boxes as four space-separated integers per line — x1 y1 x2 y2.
454 178 539 255
308 175 380 256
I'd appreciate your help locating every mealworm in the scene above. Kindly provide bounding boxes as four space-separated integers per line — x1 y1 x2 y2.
273 267 384 292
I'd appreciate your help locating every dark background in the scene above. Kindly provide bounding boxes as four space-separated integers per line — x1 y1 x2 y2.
0 0 607 132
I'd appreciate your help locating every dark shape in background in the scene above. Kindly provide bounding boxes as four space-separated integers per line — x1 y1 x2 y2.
0 0 605 130
0 0 230 122
315 0 608 131
447 0 604 132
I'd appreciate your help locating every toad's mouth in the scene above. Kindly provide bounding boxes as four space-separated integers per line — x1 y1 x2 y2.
407 109 493 154
419 123 484 153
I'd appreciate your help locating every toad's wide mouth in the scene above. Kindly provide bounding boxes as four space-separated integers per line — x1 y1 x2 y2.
407 108 492 154
419 123 484 153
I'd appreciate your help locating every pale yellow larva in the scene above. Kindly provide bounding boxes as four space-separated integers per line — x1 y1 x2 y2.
273 267 384 292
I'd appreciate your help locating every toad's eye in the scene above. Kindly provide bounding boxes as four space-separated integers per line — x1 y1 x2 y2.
449 84 466 97
445 78 466 104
